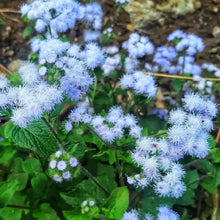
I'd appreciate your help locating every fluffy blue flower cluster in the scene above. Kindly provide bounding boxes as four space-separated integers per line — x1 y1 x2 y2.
202 63 220 77
145 30 204 76
0 65 63 128
129 93 217 197
102 46 121 76
123 33 154 58
31 38 104 101
66 101 142 143
20 0 102 38
121 206 179 220
120 71 157 98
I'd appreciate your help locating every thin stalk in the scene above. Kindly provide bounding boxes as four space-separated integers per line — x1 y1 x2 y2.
115 151 125 186
145 72 220 82
7 204 31 210
42 117 64 151
80 165 110 196
92 75 97 101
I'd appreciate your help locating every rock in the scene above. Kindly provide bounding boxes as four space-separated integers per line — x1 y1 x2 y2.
209 48 218 54
8 60 22 72
125 0 196 29
212 26 220 42
212 0 220 4
124 0 162 29
195 1 201 9
212 6 219 13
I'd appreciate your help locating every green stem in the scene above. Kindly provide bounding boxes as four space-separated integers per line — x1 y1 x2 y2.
115 151 125 186
80 165 110 196
7 204 31 210
125 95 134 114
92 75 97 101
42 117 64 151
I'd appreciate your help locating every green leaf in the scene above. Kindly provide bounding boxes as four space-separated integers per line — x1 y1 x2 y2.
185 170 199 190
76 179 107 204
139 115 166 135
23 158 40 174
214 149 220 163
0 207 22 220
0 181 18 207
22 26 32 38
172 78 185 93
0 19 4 25
32 203 60 220
63 210 92 220
31 173 48 195
141 189 175 215
208 135 216 149
202 165 220 194
7 72 22 87
0 193 27 220
0 145 16 165
8 173 28 191
103 187 129 219
60 193 82 207
5 120 59 157
51 102 65 118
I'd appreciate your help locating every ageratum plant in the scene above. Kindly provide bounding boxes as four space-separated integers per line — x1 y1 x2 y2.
0 0 219 219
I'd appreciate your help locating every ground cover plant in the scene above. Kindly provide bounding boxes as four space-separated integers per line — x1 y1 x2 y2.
0 0 220 219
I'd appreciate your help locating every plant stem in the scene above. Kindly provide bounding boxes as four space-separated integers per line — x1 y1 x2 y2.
42 117 64 151
80 165 110 196
115 151 125 186
92 75 97 101
7 204 31 210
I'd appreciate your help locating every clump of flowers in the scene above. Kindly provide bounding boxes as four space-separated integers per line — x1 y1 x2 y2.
121 206 179 220
0 66 63 128
81 199 99 217
48 150 78 183
129 93 217 198
120 71 157 98
66 103 142 143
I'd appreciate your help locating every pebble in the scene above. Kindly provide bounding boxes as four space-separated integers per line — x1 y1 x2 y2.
212 6 219 13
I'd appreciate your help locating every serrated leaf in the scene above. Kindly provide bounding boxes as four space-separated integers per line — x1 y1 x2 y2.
0 145 16 165
32 203 60 220
5 120 59 157
103 187 129 219
63 210 92 220
141 189 175 215
202 165 220 194
0 181 19 207
0 192 27 220
8 173 28 191
23 158 40 174
31 173 47 196
0 207 22 220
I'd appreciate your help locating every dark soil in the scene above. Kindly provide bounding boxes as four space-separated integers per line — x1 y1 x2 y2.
0 0 220 69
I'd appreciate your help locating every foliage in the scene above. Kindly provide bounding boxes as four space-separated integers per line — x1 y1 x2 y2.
0 0 219 219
